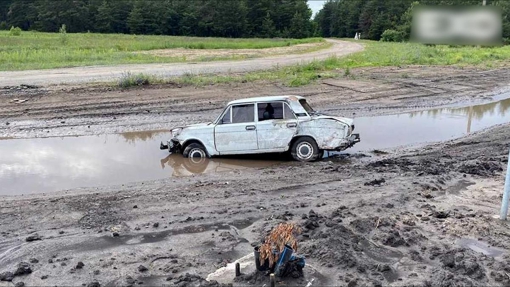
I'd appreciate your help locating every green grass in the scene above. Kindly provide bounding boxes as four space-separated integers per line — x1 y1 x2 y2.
0 31 324 71
154 40 510 87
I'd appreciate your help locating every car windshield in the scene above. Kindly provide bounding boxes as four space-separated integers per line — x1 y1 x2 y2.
299 99 315 115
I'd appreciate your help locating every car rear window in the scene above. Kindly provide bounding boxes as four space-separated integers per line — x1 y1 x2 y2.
258 102 283 121
299 99 314 115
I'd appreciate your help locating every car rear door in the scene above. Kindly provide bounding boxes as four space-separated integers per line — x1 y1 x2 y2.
214 104 258 153
256 102 298 150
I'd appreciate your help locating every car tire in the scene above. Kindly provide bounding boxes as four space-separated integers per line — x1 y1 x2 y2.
183 143 208 159
291 137 320 162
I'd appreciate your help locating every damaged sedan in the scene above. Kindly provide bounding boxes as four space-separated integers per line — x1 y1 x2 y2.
160 95 360 162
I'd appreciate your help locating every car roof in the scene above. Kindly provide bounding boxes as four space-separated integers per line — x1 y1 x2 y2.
227 95 305 105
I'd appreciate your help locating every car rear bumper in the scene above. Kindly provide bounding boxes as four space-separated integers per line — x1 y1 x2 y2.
324 133 360 151
346 133 360 147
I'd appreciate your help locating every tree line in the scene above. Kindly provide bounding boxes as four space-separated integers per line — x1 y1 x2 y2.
0 0 316 38
3 0 508 42
314 0 510 41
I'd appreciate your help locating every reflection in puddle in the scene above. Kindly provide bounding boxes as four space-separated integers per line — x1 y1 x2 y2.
351 96 510 151
160 154 279 176
0 131 280 195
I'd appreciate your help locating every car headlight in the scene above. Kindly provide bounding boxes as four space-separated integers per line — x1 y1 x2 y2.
171 128 183 137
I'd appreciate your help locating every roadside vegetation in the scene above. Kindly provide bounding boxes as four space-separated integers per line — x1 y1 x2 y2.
0 30 323 71
117 40 510 88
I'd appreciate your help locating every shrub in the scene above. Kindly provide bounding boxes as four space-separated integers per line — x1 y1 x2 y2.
59 24 68 45
118 72 152 88
9 26 22 36
381 29 404 42
0 21 7 30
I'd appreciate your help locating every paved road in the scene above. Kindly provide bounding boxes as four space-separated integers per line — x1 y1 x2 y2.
0 39 363 87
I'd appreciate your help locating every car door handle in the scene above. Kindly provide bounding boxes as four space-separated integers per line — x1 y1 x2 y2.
287 123 297 128
246 125 256 131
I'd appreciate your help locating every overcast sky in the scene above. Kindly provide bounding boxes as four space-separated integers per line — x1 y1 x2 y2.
308 0 326 17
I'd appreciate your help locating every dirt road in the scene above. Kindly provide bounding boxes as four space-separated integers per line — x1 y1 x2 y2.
1 65 510 287
0 39 362 87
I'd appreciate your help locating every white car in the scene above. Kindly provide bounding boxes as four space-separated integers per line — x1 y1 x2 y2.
160 95 360 162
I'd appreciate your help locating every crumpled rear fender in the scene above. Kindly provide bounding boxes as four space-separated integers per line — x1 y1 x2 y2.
297 119 350 150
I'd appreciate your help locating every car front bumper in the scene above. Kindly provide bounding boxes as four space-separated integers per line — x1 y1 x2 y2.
160 139 181 153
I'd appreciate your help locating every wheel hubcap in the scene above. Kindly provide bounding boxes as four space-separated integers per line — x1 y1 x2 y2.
297 142 313 160
189 148 206 158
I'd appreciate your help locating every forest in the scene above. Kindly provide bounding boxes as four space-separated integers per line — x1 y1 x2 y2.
315 0 510 41
1 0 509 41
0 0 315 38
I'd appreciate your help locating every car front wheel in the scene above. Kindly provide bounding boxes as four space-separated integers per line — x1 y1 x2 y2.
291 137 320 162
183 143 208 159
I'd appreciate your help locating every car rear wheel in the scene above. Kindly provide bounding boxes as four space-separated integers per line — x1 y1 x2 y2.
183 143 208 159
291 137 320 162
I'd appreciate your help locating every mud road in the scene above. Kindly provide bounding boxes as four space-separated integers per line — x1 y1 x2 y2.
0 39 362 87
1 65 510 287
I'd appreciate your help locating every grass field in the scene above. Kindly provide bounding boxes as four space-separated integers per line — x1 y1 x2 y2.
152 40 510 87
0 31 324 71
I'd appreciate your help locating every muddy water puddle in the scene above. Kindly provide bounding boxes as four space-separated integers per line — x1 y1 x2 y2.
458 238 505 257
350 96 510 152
0 131 281 195
1 96 509 195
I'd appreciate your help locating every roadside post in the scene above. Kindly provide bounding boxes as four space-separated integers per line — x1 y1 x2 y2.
500 149 510 220
235 262 241 277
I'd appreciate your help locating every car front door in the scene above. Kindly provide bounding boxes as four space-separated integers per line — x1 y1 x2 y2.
214 104 258 153
256 102 298 150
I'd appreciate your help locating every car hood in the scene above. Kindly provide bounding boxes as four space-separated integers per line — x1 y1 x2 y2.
312 115 354 126
185 122 211 128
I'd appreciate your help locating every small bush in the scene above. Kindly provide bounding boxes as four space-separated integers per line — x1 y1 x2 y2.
381 29 404 42
9 26 22 36
59 24 68 45
119 72 152 88
0 21 7 30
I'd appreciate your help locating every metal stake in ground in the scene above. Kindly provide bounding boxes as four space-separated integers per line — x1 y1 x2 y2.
235 262 241 277
500 149 510 220
270 273 276 287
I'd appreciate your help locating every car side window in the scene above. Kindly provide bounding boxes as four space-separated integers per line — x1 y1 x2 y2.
232 104 255 123
283 103 296 120
220 107 231 124
258 102 283 121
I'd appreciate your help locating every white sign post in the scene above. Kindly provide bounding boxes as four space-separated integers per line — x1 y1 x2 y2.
500 149 510 220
